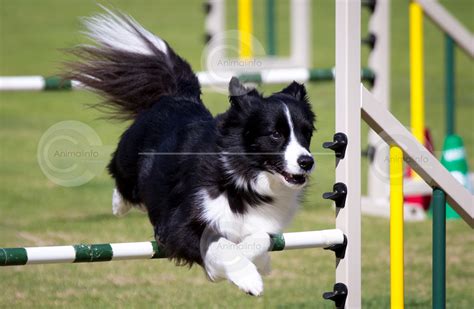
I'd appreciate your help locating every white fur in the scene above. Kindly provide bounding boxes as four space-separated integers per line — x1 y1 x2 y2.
252 172 274 196
199 171 302 293
112 188 147 217
220 155 248 190
199 173 300 241
239 232 272 275
83 7 167 56
112 188 131 216
203 237 264 296
283 105 312 174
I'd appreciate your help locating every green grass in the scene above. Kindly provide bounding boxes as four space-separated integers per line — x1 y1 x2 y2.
0 0 473 308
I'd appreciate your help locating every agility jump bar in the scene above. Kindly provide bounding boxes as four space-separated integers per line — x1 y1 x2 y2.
0 68 374 91
197 68 375 86
1 229 345 266
0 76 81 91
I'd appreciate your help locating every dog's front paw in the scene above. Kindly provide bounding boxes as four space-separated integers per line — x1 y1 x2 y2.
227 264 264 296
254 253 271 276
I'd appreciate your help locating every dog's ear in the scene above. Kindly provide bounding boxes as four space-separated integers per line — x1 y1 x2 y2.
229 77 248 96
281 81 308 103
228 77 260 109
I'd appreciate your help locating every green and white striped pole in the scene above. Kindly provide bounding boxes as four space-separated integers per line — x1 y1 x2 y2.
198 67 374 86
1 229 344 266
0 68 375 91
0 76 82 91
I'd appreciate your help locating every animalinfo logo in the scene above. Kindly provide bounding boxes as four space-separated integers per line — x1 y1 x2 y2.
37 121 112 187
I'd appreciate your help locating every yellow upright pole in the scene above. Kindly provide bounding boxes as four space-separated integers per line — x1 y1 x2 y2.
238 0 253 59
409 1 425 145
390 145 405 309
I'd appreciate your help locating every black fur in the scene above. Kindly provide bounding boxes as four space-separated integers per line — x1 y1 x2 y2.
65 11 315 267
64 10 200 120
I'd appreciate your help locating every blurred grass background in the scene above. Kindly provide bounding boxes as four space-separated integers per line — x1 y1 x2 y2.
0 0 472 308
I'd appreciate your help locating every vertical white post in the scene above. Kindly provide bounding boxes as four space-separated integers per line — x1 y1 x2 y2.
366 0 391 206
290 0 311 68
335 0 362 308
204 0 225 70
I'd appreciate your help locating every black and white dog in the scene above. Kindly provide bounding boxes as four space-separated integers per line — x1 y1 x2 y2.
67 9 315 296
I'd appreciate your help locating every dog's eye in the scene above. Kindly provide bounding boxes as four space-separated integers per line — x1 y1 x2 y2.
271 131 282 140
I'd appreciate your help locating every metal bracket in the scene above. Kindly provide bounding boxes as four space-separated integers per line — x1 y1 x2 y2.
323 132 348 159
361 144 376 162
323 282 348 308
323 182 348 209
203 1 212 14
324 235 348 259
362 0 376 12
362 33 377 50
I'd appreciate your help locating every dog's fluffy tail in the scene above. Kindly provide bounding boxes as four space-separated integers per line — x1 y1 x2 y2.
65 7 201 119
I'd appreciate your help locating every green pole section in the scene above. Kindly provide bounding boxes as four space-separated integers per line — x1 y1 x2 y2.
73 244 113 263
432 188 446 309
44 76 72 91
266 0 276 56
269 233 285 251
361 68 376 86
309 68 334 81
445 35 455 136
238 72 262 83
0 248 28 265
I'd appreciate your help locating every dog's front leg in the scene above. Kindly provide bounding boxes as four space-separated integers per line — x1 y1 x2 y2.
203 237 264 296
238 232 272 276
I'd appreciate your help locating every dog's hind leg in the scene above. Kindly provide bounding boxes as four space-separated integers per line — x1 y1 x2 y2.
203 237 264 296
112 188 147 217
112 188 132 216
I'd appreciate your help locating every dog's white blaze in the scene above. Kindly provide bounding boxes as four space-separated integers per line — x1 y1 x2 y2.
282 105 311 174
83 7 167 56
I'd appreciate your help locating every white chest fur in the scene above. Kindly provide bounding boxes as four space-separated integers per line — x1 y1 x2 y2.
199 172 302 243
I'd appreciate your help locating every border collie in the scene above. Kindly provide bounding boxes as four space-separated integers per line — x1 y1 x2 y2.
66 8 315 296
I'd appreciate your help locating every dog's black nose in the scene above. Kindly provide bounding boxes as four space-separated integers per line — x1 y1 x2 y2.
297 155 314 171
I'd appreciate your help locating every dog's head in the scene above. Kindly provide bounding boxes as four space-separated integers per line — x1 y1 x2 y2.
218 77 315 189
